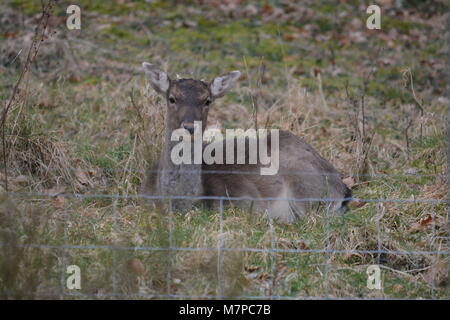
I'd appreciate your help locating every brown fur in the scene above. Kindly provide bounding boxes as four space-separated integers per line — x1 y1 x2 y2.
202 131 351 222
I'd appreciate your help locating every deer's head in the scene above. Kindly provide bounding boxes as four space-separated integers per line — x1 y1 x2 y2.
143 62 241 134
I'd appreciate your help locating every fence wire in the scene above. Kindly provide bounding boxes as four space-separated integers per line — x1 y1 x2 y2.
1 170 449 300
20 165 447 178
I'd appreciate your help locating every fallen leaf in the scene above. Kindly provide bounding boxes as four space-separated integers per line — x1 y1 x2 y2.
45 185 66 196
276 263 286 273
342 177 356 189
313 67 321 77
348 201 367 210
127 259 145 276
392 284 403 293
75 168 93 187
283 34 296 42
238 72 247 81
278 238 295 249
182 20 197 28
408 214 433 233
68 75 81 83
245 265 261 273
87 169 96 177
3 31 18 39
296 241 309 250
12 175 28 185
133 233 144 246
241 4 258 17
423 257 449 286
404 168 418 175
261 4 274 15
257 272 269 281
53 195 66 209
419 214 433 226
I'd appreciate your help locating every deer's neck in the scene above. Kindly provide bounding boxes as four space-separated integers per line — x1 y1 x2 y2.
161 127 202 170
158 125 203 211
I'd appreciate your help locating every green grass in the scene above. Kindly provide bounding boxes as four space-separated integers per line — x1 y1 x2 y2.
0 0 448 299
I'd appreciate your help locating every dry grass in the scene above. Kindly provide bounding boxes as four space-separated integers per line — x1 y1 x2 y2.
0 1 448 299
0 195 61 299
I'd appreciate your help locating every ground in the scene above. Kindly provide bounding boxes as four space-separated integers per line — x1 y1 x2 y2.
0 0 448 299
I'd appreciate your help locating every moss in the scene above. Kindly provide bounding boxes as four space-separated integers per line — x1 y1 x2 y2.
383 16 429 33
412 134 444 150
69 0 149 16
108 143 133 163
8 0 49 15
315 16 335 33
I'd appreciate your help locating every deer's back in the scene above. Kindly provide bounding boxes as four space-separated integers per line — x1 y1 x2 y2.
203 131 350 219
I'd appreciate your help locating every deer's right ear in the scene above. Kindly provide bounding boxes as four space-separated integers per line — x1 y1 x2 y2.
142 62 170 94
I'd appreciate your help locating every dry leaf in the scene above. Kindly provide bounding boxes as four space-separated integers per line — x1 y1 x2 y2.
245 265 261 273
127 259 145 276
409 214 433 233
257 272 269 281
392 284 403 293
87 169 96 177
342 176 356 189
261 4 273 15
419 214 433 226
423 257 449 286
348 201 367 210
133 233 144 246
278 238 308 250
241 4 258 17
297 241 309 250
75 168 93 187
3 31 18 39
278 238 295 249
283 34 296 42
12 175 28 185
182 20 197 28
45 185 66 196
52 195 66 209
68 75 81 83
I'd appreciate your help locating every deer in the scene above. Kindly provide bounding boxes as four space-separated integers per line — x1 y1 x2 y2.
142 62 352 223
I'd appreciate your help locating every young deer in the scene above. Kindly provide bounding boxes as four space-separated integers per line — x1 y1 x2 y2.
142 62 351 222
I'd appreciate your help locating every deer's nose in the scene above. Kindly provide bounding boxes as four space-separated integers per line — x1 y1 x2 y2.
182 122 195 134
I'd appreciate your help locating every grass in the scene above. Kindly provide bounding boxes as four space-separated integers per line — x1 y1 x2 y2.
0 0 448 299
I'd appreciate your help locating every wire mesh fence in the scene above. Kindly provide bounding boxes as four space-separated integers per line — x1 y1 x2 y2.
1 168 448 300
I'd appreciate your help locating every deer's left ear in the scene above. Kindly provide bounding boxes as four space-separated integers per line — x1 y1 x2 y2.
210 70 241 99
142 62 170 94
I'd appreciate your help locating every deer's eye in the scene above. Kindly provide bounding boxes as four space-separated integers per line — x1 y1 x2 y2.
204 99 211 106
169 96 176 104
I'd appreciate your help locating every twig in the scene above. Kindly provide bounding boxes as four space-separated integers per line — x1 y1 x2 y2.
0 0 55 191
316 70 328 110
403 68 425 138
405 117 414 156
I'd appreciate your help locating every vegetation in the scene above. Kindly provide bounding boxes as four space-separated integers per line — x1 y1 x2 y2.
0 0 448 299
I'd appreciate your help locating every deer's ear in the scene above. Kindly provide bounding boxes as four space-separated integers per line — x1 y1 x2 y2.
210 70 241 98
142 62 170 94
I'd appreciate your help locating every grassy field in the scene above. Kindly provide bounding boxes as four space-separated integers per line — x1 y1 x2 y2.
0 0 449 299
